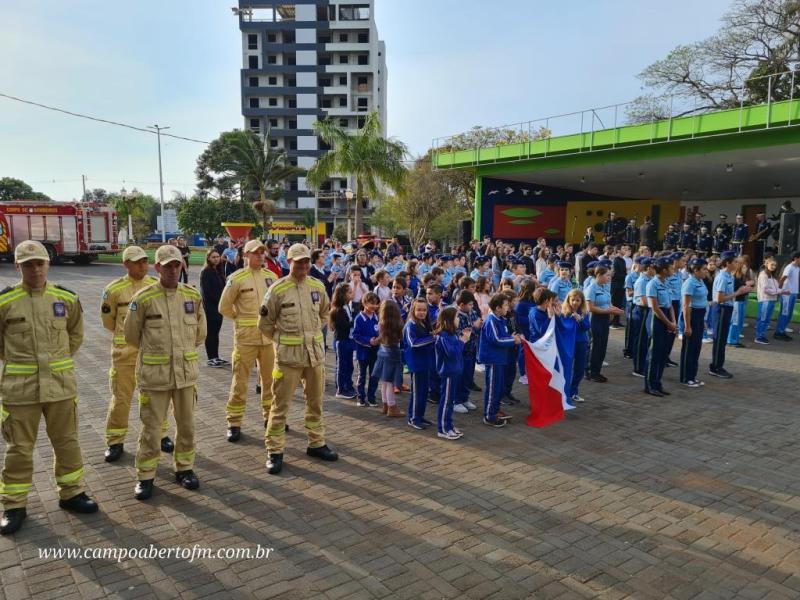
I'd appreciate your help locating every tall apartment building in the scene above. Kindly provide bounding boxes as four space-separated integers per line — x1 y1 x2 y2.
237 1 387 238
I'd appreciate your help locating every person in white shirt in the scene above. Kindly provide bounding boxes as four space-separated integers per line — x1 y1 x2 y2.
774 251 800 340
754 257 785 344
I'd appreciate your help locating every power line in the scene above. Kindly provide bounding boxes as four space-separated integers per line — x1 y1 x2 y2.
0 92 209 144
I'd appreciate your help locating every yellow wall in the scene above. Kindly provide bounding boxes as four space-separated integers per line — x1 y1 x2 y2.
564 199 681 244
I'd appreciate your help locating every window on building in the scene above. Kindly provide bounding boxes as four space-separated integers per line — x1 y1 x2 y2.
287 55 296 65
339 55 349 64
319 55 331 66
268 98 278 106
339 97 347 107
267 55 277 65
290 179 299 190
357 98 368 107
249 76 259 87
288 98 297 108
340 179 348 189
316 5 330 21
320 77 331 87
267 33 277 43
357 76 368 85
248 55 259 69
339 5 370 21
249 98 259 108
289 140 297 150
284 32 295 44
269 118 279 127
357 116 366 128
268 76 277 85
250 118 260 131
339 76 347 85
339 118 348 127
270 139 279 148
288 77 296 87
328 5 336 20
357 54 368 65
248 34 258 50
288 120 297 129
290 158 298 167
321 98 332 108
358 32 369 43
339 33 348 42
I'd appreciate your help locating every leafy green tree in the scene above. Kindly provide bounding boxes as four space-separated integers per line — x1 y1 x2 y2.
108 189 158 243
82 188 110 203
0 177 52 202
306 112 408 236
177 196 262 244
295 209 316 230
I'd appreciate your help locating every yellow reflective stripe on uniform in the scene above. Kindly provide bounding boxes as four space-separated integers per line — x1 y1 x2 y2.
0 289 26 307
139 393 150 406
236 318 258 327
0 406 9 422
308 279 326 292
178 287 201 300
184 351 198 361
105 428 127 436
5 363 38 375
314 333 324 342
272 369 283 380
135 456 159 470
0 482 32 495
305 419 322 430
55 467 84 485
225 404 246 414
45 290 77 303
142 354 170 365
49 358 75 372
175 450 195 463
137 290 164 304
267 426 286 438
113 335 127 345
278 335 302 345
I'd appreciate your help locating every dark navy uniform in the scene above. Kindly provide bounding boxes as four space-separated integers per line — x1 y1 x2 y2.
712 232 729 254
696 231 713 256
603 218 624 245
678 229 695 251
679 265 708 385
644 273 674 394
730 222 748 255
664 229 679 250
624 223 639 246
718 220 732 239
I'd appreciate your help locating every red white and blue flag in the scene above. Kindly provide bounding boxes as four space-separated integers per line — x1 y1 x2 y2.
522 317 574 428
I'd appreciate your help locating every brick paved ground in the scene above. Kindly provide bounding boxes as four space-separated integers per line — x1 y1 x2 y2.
1 263 799 600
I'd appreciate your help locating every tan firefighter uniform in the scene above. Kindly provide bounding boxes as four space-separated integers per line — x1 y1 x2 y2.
124 247 206 481
0 241 86 509
218 242 278 428
101 250 163 446
258 246 329 454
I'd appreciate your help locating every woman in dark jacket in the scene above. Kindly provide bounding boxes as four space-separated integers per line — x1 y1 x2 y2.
200 249 227 367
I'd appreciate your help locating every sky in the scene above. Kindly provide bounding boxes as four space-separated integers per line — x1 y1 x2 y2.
0 0 734 202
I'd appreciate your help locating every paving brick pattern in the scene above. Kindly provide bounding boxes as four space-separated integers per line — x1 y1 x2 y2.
1 264 799 599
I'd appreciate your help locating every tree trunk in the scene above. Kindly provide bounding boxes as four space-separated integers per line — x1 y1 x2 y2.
354 181 363 236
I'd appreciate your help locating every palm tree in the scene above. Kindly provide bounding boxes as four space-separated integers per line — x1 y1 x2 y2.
221 130 302 233
306 112 407 237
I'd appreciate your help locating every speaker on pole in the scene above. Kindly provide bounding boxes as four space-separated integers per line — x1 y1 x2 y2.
778 213 800 255
459 220 472 246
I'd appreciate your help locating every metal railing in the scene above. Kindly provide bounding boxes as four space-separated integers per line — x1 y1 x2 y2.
432 68 800 169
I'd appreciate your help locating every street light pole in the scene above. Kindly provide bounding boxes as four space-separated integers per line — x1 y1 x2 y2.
148 124 170 243
345 188 354 242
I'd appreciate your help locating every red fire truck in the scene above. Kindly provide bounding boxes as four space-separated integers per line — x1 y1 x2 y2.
0 202 119 264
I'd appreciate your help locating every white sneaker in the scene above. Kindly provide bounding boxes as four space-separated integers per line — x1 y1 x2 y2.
464 401 477 410
475 363 485 372
786 328 794 333
453 404 469 414
518 375 528 385
678 334 684 341
602 361 609 367
702 338 713 344
572 395 585 403
437 430 462 440
335 392 357 399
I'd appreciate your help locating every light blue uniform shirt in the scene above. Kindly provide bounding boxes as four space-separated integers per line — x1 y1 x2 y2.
418 263 432 276
585 281 611 309
582 276 594 293
712 270 735 307
633 273 652 306
646 277 671 309
682 275 708 309
667 272 682 302
548 277 573 302
540 268 556 286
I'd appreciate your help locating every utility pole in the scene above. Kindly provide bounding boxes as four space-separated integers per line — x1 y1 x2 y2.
148 124 170 243
81 174 87 202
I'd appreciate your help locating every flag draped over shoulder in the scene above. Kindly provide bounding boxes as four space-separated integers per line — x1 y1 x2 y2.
522 316 573 428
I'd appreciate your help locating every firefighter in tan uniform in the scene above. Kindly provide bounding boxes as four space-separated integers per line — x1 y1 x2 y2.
124 245 206 501
0 241 99 535
101 245 174 462
258 243 338 475
218 239 277 442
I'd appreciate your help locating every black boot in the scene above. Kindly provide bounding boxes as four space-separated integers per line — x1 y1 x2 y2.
135 479 155 501
160 437 174 453
256 384 261 395
227 426 241 442
104 443 124 463
306 445 338 462
266 453 283 475
59 492 99 514
175 470 199 490
0 508 26 535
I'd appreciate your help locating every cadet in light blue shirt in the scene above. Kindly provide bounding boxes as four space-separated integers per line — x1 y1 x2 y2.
631 259 655 376
585 266 623 381
548 261 574 302
622 260 642 359
539 254 559 286
709 251 751 377
644 258 676 395
679 258 710 386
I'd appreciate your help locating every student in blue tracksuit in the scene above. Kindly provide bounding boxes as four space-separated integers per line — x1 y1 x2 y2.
403 298 435 430
329 282 357 399
664 252 684 367
528 287 557 344
434 307 469 440
585 266 625 382
710 251 753 378
425 284 444 402
353 291 381 407
644 258 677 396
631 258 655 377
391 278 411 391
623 259 641 359
514 280 537 384
500 290 520 404
561 289 591 403
680 259 709 387
454 290 481 414
478 293 522 427
549 261 575 302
